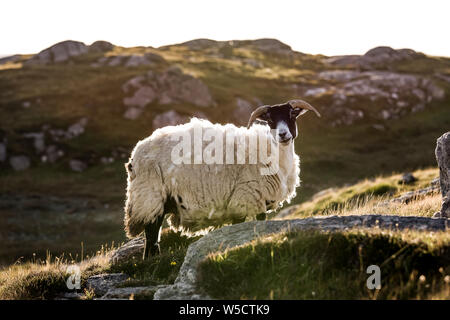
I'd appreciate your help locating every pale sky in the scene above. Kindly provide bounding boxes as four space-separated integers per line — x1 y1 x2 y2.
1 0 449 57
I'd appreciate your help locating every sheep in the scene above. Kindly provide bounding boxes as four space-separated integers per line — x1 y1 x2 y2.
124 99 321 259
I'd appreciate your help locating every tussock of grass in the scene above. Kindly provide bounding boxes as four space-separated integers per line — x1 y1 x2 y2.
0 250 111 300
197 229 450 300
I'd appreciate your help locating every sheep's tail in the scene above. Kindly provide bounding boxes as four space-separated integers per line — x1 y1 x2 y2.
124 159 144 238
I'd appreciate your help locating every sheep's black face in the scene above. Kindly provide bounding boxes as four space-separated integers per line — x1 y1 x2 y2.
256 104 302 144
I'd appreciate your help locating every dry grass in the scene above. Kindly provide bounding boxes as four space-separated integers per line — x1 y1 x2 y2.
284 167 440 219
0 246 113 300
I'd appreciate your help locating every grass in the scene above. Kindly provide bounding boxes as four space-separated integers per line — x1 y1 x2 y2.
107 230 201 288
0 229 198 299
197 229 450 300
0 249 111 300
285 167 439 218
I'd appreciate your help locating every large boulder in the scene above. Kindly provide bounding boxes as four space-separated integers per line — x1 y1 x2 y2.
9 155 30 171
325 46 425 69
153 215 448 299
26 40 88 65
122 67 215 120
89 40 114 53
434 132 450 218
152 110 190 130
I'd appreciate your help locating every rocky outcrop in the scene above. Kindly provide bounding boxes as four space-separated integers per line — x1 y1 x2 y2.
26 40 88 65
0 54 21 65
122 67 215 119
91 52 166 68
325 46 425 69
152 215 448 299
303 70 445 126
86 273 129 296
88 41 114 53
434 132 450 218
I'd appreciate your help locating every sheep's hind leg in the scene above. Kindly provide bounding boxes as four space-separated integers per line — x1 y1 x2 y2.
232 217 246 225
143 214 165 260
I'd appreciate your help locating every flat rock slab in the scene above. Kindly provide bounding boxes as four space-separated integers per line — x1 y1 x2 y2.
154 215 448 300
86 273 129 296
98 285 167 300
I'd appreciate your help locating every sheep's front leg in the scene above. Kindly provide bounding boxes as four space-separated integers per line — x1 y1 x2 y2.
143 214 165 260
256 213 266 221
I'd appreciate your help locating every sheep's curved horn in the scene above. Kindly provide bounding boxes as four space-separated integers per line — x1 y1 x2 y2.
288 99 321 118
247 105 271 128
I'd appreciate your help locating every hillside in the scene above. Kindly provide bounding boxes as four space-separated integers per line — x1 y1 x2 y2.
0 38 450 265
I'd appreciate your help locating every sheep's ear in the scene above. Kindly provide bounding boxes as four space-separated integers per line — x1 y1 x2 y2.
288 100 321 118
247 105 271 128
291 108 308 118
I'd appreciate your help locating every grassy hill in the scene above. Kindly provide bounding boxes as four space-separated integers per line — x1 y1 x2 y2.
0 38 449 269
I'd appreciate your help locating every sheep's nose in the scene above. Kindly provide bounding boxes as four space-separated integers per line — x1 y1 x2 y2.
279 132 287 139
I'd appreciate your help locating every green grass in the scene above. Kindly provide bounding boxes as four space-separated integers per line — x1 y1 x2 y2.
197 229 450 300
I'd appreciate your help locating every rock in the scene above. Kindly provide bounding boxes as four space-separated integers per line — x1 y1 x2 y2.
379 185 440 206
250 38 292 55
124 55 152 67
67 118 88 138
123 86 156 108
0 54 21 65
154 215 448 299
398 172 417 185
152 110 190 130
99 286 165 300
108 56 123 67
302 70 445 126
123 107 144 120
42 145 64 163
276 204 302 218
89 40 114 53
92 52 165 68
110 237 145 265
0 142 6 162
56 292 84 300
22 101 31 108
325 46 425 69
69 159 87 172
122 67 215 119
26 40 88 65
9 156 30 171
122 75 146 93
435 132 450 218
23 132 45 154
304 87 327 97
233 98 253 125
86 273 129 296
180 39 219 51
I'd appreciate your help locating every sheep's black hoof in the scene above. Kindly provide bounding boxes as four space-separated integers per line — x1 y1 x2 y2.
256 213 266 221
143 242 160 260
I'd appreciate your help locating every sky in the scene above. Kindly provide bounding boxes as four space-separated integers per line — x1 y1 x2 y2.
1 0 449 57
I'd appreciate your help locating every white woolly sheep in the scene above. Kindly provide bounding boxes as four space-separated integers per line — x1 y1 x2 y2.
124 99 321 258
